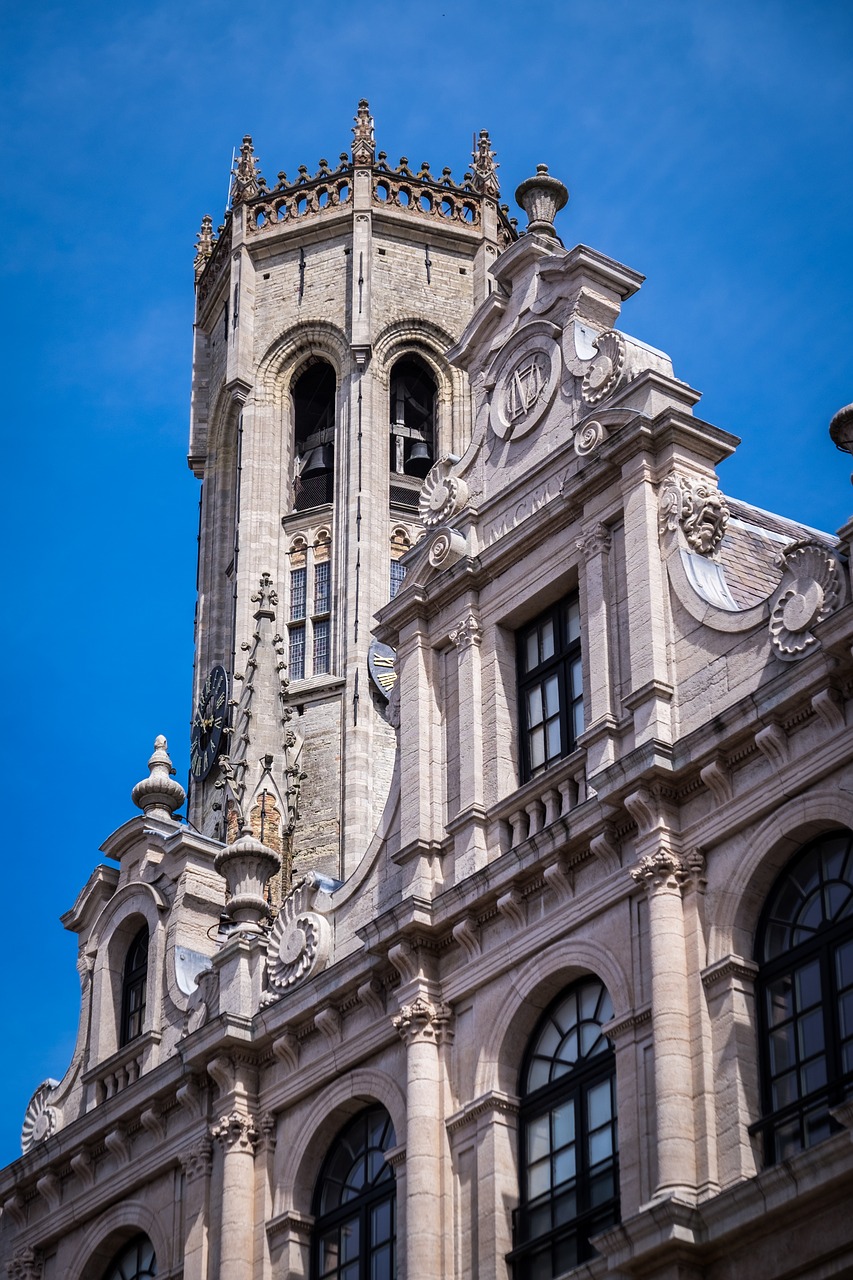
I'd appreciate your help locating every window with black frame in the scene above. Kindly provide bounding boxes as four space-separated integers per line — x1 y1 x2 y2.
509 977 618 1280
754 828 853 1164
103 1235 156 1280
120 925 149 1047
518 593 583 782
313 1106 397 1280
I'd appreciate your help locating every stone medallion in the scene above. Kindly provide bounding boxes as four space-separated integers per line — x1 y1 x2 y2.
489 332 561 441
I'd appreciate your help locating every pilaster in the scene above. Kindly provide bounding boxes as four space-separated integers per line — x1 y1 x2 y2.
448 607 487 878
621 459 673 744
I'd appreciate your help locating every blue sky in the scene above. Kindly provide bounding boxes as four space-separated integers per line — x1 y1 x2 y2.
1 0 851 1163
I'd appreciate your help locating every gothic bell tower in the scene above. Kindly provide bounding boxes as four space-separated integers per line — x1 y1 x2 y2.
186 103 515 885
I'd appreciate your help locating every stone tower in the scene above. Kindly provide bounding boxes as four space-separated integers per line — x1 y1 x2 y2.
187 104 515 883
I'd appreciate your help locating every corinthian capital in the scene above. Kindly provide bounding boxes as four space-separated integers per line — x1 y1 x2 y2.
211 1111 258 1154
450 612 481 650
630 846 685 891
7 1249 43 1280
392 996 453 1045
180 1135 214 1181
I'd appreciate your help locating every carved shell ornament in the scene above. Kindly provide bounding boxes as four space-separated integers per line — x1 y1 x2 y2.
21 1079 59 1153
266 874 330 992
769 541 842 658
419 456 469 528
581 330 626 406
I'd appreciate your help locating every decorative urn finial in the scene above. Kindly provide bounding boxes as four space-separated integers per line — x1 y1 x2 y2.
515 164 569 239
829 402 853 485
132 735 186 821
214 830 281 932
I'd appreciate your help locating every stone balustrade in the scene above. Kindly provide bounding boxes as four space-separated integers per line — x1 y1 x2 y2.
492 749 589 853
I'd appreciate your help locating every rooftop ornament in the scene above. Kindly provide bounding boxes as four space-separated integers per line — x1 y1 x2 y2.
132 735 186 821
214 829 281 933
829 402 853 484
470 129 500 197
352 98 375 166
515 164 569 240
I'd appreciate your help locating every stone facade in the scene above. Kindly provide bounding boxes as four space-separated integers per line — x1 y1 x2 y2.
2 108 853 1280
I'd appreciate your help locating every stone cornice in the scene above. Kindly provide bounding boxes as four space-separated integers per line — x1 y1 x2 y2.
446 1090 520 1133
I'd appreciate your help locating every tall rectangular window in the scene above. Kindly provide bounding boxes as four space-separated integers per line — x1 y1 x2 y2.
290 566 307 621
314 560 330 615
289 624 306 681
314 618 330 675
518 593 583 781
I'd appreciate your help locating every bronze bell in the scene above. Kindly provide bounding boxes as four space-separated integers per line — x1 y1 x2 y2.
404 439 432 478
301 444 334 478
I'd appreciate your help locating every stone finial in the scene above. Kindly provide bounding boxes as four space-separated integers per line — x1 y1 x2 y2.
352 99 375 165
470 129 500 197
230 135 262 208
132 735 186 821
829 402 853 485
515 164 569 239
214 830 281 931
193 214 215 282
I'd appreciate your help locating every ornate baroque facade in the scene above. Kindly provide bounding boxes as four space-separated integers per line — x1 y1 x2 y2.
3 105 853 1280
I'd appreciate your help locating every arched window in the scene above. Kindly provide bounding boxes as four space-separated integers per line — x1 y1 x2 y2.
103 1234 156 1279
510 977 618 1279
389 356 435 494
755 829 853 1164
293 361 335 511
120 926 149 1047
313 1106 397 1280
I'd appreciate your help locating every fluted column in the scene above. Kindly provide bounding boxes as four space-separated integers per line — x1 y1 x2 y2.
212 1111 259 1280
631 847 697 1199
393 997 453 1280
180 1136 213 1280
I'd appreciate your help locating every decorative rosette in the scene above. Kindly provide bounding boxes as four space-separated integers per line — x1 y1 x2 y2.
769 542 842 658
21 1079 59 1154
419 456 469 528
581 330 626 405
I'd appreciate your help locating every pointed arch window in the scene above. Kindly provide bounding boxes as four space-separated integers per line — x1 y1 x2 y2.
755 829 853 1163
120 925 149 1047
294 361 336 511
510 977 618 1278
389 357 435 500
103 1235 156 1280
313 1106 397 1280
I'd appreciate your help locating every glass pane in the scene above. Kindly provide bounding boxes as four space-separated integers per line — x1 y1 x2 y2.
530 1249 552 1280
573 692 584 742
534 1020 562 1060
567 596 581 643
320 1230 340 1276
776 1117 802 1160
797 1008 825 1059
554 1234 578 1274
589 1168 615 1207
837 939 853 989
546 716 562 759
525 631 539 673
804 1108 832 1148
553 1187 577 1226
553 1145 576 1187
769 1025 795 1075
839 990 853 1041
342 1264 359 1280
290 566 307 620
800 1057 827 1093
372 1199 392 1244
543 673 560 715
552 1101 574 1148
795 961 822 1010
766 977 793 1025
540 619 555 661
527 686 543 726
589 1126 614 1166
772 1069 799 1109
371 1243 392 1280
587 1080 612 1129
526 1058 550 1092
555 1029 578 1066
340 1217 360 1260
529 726 545 770
528 1157 552 1198
527 1115 551 1163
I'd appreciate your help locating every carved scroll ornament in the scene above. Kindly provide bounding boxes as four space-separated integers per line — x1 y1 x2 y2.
769 541 843 659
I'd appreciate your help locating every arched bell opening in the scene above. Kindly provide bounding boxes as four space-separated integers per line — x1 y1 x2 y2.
293 360 336 511
389 355 436 481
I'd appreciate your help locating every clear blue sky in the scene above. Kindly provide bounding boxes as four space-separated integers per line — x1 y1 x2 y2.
1 0 851 1164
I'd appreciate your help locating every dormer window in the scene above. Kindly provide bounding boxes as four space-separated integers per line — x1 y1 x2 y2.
120 925 149 1047
294 361 336 511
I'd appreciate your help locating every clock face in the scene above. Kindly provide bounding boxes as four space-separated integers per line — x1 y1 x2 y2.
190 665 229 780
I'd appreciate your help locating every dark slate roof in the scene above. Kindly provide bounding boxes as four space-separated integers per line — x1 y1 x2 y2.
717 498 838 610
